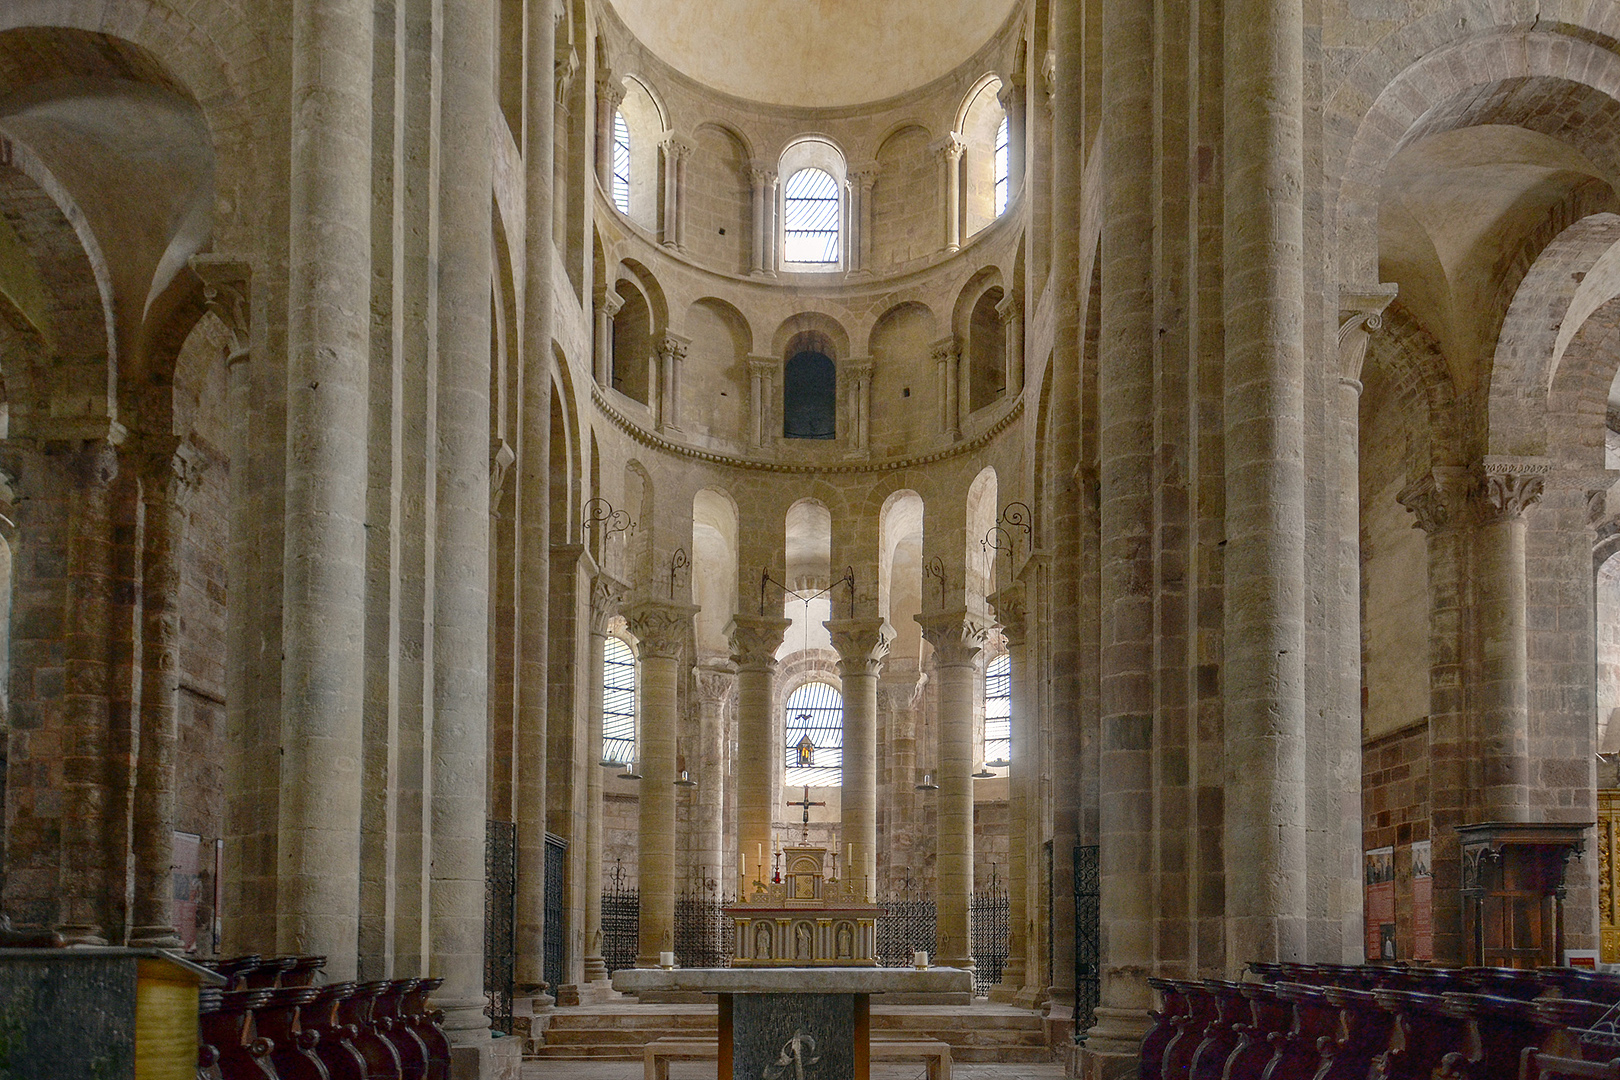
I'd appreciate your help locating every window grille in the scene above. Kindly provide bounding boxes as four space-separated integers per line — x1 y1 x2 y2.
612 110 631 214
784 680 843 787
783 168 840 264
603 635 636 765
985 652 1011 767
994 115 1011 216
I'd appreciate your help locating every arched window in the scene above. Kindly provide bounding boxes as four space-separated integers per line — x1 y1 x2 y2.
994 115 1010 216
784 681 843 787
783 349 837 439
984 652 1010 769
783 168 840 264
602 635 637 765
612 110 632 214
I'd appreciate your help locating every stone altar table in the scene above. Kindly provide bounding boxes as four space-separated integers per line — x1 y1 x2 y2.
612 966 972 1080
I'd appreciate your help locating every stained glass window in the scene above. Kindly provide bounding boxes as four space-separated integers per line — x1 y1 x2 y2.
783 168 839 264
602 635 636 764
985 652 1011 768
784 680 843 786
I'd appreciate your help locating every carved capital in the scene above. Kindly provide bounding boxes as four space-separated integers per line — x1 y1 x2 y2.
589 571 629 636
658 333 689 363
694 663 737 706
987 581 1027 646
846 360 873 384
659 133 693 164
933 133 968 163
930 336 960 364
595 285 624 319
747 357 777 381
1041 50 1056 108
189 254 252 364
825 617 892 678
596 75 626 111
1477 460 1549 524
881 672 926 715
138 434 204 509
996 73 1024 113
916 608 991 668
1397 467 1471 534
624 597 697 660
848 161 880 189
490 438 516 506
995 290 1022 325
555 43 579 99
749 163 776 188
728 613 793 671
1336 284 1397 384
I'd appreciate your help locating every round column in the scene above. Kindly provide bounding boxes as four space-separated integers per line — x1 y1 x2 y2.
582 573 625 984
917 609 989 971
281 0 373 978
130 439 199 947
694 665 736 893
826 618 891 890
626 599 696 967
987 580 1028 1002
729 614 792 894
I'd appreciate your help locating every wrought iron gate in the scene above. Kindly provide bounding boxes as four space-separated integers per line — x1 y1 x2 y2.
601 860 639 973
877 896 936 969
484 819 516 1035
542 833 567 993
1075 844 1100 1040
674 887 734 968
970 866 1010 997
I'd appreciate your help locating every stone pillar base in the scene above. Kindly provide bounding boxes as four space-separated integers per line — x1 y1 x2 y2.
1077 1005 1148 1080
1014 983 1049 1011
449 1035 522 1080
553 980 619 1006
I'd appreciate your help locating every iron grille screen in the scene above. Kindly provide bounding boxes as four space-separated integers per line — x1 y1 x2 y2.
782 167 840 263
674 890 735 969
971 870 1010 997
602 862 639 974
784 680 843 787
984 652 1011 768
602 635 636 766
877 897 936 971
1075 844 1100 1040
484 819 516 1035
543 834 567 993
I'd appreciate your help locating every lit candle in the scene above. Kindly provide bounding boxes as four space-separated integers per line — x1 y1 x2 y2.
847 843 853 865
914 950 929 968
757 843 762 862
660 951 675 969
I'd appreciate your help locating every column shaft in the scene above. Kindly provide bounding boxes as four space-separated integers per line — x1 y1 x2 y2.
729 615 792 893
280 0 373 977
515 0 556 996
1223 0 1308 968
989 581 1030 1003
583 574 624 983
827 619 890 889
695 666 735 893
627 600 696 966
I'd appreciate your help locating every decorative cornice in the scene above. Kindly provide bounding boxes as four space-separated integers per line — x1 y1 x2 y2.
915 608 991 668
728 613 793 670
825 617 892 678
591 383 1022 474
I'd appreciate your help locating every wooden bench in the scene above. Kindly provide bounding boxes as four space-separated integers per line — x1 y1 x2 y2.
642 1034 952 1080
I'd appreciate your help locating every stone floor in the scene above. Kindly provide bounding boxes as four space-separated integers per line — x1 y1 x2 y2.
522 1063 1068 1079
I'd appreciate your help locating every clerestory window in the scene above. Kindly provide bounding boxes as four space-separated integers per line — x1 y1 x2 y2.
784 680 843 787
612 110 632 215
782 168 840 264
984 652 1010 769
602 635 636 765
994 115 1010 217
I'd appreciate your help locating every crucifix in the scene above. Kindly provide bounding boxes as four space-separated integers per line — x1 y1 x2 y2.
786 784 825 844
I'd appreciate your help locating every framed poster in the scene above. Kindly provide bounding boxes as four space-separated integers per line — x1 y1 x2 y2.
1365 846 1395 960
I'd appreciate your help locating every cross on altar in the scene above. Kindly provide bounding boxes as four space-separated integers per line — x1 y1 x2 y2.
786 784 825 844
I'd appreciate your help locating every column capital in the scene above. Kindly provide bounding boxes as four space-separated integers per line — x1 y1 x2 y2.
825 617 892 678
845 358 874 383
555 42 579 99
596 74 626 111
930 335 960 363
1336 283 1398 385
747 355 778 378
932 132 968 163
728 613 793 671
659 133 694 163
1040 49 1056 111
1477 457 1551 524
1397 466 1473 534
594 284 624 318
987 581 1027 647
995 289 1023 324
489 437 516 505
624 597 697 660
694 662 737 705
916 608 992 667
189 254 253 364
658 332 689 362
136 434 204 507
589 570 629 635
881 671 926 714
748 162 777 186
848 161 880 188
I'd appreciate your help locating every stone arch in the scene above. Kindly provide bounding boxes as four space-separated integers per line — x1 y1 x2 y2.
872 123 936 267
953 269 1007 415
551 344 583 544
1545 293 1620 468
688 122 752 273
965 466 998 616
956 73 1007 237
879 490 926 667
1334 26 1620 283
772 311 850 361
692 487 740 661
615 73 666 229
622 459 654 587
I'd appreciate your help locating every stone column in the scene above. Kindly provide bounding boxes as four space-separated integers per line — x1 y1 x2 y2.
848 164 877 273
749 165 773 275
594 72 624 188
694 664 736 894
932 338 960 442
996 291 1023 398
729 613 792 894
281 0 373 978
747 358 774 449
582 572 626 984
515 0 558 1001
593 286 621 388
880 674 923 897
1475 459 1548 821
1333 287 1395 959
1224 0 1308 970
987 578 1029 1003
659 135 690 250
845 361 873 455
917 609 990 970
626 598 696 966
431 0 494 1044
657 333 688 433
936 134 967 252
826 619 890 890
129 438 201 947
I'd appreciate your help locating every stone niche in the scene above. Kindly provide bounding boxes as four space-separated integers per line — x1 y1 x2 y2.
728 845 881 966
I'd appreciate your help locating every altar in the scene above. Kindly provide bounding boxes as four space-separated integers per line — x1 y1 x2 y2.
729 844 881 965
